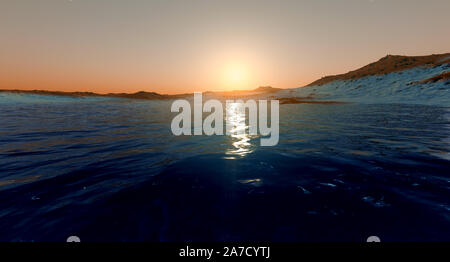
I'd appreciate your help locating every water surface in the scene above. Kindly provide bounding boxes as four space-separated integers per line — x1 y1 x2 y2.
0 94 449 241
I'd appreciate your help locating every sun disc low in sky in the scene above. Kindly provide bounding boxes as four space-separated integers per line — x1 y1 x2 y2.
223 63 250 90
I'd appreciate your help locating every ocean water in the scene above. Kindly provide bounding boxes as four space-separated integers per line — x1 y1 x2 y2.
0 94 449 241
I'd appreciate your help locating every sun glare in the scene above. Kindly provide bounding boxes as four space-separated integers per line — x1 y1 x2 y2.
230 67 244 82
223 64 249 90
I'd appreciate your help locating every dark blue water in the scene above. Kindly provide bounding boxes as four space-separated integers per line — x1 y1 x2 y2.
0 95 449 241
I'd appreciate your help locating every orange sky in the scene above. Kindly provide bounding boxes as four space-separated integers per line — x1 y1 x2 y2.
1 0 449 94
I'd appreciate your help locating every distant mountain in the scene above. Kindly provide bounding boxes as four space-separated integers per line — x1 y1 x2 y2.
0 90 101 97
253 86 282 93
281 53 450 105
106 91 190 100
0 86 281 101
308 53 450 86
0 89 189 100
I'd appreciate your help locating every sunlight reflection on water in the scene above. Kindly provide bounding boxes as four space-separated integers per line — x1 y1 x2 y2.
224 102 255 158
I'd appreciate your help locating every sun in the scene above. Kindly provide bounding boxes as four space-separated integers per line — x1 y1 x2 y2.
224 64 249 90
229 67 244 83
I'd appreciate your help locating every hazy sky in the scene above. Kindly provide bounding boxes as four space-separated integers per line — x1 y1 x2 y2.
1 0 449 94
